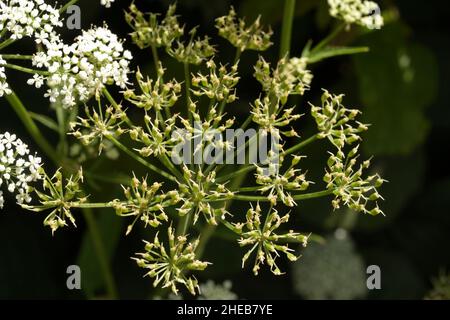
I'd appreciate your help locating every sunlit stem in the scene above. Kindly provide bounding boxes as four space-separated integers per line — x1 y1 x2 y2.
279 0 296 58
3 63 50 76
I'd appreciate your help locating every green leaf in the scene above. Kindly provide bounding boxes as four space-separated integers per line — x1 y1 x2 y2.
307 46 369 63
28 111 59 132
353 23 438 156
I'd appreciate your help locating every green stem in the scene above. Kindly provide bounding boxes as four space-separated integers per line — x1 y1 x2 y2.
235 186 263 192
151 45 161 77
196 167 248 258
279 0 296 59
102 87 119 107
103 88 181 182
240 114 253 131
234 48 242 65
5 91 61 165
6 84 116 301
150 45 170 119
284 134 319 156
216 48 242 116
74 202 116 209
60 0 79 13
309 23 345 55
184 62 193 123
204 115 253 176
219 133 318 183
216 165 255 184
214 131 259 175
3 63 50 76
85 171 131 185
156 110 166 130
81 208 118 299
107 136 177 182
195 224 216 258
1 54 33 60
0 38 15 50
231 189 333 202
56 106 68 155
0 27 7 40
159 153 185 183
178 210 193 236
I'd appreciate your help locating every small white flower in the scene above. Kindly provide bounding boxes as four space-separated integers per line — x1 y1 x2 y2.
0 55 11 97
0 131 43 208
27 74 45 88
0 191 4 209
0 0 62 42
100 0 115 8
32 25 132 108
328 0 384 30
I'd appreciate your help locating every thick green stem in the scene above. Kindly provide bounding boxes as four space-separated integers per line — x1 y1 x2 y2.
279 0 296 59
5 91 61 165
81 208 118 299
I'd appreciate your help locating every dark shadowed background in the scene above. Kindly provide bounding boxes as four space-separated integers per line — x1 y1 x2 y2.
0 0 449 299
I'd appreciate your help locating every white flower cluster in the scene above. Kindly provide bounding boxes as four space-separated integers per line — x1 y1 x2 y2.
0 55 11 97
31 25 132 108
328 0 384 30
0 0 62 41
0 132 42 209
0 0 62 97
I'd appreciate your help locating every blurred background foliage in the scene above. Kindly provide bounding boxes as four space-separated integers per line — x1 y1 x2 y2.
0 0 449 299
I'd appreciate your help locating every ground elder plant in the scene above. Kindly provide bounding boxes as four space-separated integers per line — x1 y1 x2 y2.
0 0 385 297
